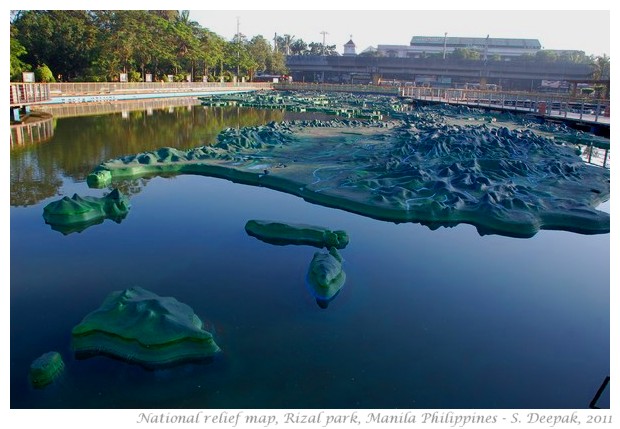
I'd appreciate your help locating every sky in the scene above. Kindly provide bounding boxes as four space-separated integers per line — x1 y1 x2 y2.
5 2 612 57
189 5 611 58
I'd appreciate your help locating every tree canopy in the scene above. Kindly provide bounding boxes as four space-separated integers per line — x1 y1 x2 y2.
10 10 293 82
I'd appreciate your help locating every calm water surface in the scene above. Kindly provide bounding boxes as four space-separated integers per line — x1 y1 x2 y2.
10 102 610 409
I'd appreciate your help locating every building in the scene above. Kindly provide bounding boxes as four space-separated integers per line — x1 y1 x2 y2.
343 37 356 56
378 36 541 59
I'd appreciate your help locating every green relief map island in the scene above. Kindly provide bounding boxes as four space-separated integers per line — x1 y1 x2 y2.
72 287 221 368
87 96 609 238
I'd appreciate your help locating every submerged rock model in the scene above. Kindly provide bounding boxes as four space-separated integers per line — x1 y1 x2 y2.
245 220 349 249
42 189 130 234
306 247 346 308
87 109 610 238
72 287 220 368
29 351 65 388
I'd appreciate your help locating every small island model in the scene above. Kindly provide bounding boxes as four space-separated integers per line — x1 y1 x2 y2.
86 100 610 238
306 247 346 309
245 220 349 249
72 287 221 368
29 351 65 388
42 189 131 234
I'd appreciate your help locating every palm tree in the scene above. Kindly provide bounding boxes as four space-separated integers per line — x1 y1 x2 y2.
591 54 610 81
590 54 610 99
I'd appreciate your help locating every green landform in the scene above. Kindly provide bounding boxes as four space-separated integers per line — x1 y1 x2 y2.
306 247 346 308
245 220 349 249
87 97 610 238
72 287 220 368
42 189 130 234
29 351 65 388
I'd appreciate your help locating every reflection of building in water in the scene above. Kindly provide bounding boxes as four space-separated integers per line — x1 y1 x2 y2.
10 115 55 148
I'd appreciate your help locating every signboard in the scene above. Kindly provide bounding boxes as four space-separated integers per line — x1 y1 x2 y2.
119 73 128 83
145 74 152 83
22 72 35 83
168 75 174 83
203 76 208 83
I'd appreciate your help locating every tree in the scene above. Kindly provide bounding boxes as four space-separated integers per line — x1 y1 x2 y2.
267 51 288 75
535 49 559 62
10 26 31 80
247 35 272 78
290 39 308 55
591 54 610 80
450 48 481 60
35 64 56 82
13 10 98 81
306 42 325 56
591 54 610 99
197 29 226 81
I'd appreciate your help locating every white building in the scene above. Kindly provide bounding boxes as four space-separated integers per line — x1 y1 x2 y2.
378 36 541 59
343 37 356 56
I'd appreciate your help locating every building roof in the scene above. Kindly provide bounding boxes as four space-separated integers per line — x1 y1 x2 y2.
344 39 356 47
410 36 541 49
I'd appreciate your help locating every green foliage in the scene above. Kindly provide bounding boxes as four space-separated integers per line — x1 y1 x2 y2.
128 71 142 82
10 27 31 80
535 50 559 62
591 54 610 80
35 64 56 82
450 48 481 60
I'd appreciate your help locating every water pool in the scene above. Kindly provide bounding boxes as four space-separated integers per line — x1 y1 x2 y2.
10 103 610 409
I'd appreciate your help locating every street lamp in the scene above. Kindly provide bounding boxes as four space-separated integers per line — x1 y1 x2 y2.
443 32 448 60
321 31 329 55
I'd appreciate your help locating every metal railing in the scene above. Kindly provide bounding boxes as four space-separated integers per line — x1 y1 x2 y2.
47 81 273 96
400 87 610 124
274 82 400 95
10 83 51 106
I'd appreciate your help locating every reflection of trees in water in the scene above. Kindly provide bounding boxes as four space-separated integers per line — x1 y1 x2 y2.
10 151 62 207
10 106 284 207
109 177 152 198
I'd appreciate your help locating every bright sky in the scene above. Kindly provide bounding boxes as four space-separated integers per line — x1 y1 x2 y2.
190 4 611 57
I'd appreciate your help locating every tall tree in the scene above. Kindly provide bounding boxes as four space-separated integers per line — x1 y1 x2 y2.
10 26 30 80
247 35 272 78
290 39 308 55
591 54 610 80
13 10 98 80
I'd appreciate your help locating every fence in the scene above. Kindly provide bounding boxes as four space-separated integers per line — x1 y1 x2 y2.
10 83 51 106
400 87 610 124
47 81 273 96
274 82 400 95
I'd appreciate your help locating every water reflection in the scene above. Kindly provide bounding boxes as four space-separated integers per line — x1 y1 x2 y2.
10 114 55 148
10 103 284 207
306 247 346 309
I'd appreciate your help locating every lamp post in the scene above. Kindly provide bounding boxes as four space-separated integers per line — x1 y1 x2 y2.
443 32 448 60
321 31 329 55
236 17 240 79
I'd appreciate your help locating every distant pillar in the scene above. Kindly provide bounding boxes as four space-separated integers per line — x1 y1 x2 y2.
372 74 381 85
479 77 487 90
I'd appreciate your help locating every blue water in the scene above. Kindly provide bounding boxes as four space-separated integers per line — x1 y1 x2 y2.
9 104 610 409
